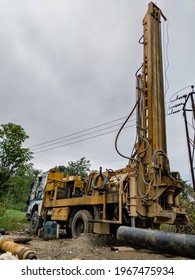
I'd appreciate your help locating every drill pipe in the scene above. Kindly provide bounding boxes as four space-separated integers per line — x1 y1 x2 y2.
117 226 195 259
0 237 37 260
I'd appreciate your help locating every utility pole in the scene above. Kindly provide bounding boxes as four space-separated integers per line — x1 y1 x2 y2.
183 86 195 191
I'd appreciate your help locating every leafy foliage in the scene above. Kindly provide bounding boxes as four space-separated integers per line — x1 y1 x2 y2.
54 157 91 178
180 180 193 199
0 123 33 194
0 122 37 214
1 167 40 211
180 181 195 229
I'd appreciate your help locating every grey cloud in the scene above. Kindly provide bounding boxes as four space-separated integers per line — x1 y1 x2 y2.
0 0 194 184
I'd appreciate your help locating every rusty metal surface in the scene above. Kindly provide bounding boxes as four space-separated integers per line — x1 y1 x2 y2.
0 237 37 260
117 226 195 259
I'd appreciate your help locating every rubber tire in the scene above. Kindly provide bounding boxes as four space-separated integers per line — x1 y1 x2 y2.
71 210 93 238
92 173 109 191
30 211 42 234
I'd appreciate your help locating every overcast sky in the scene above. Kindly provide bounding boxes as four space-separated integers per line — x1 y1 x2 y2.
0 0 194 184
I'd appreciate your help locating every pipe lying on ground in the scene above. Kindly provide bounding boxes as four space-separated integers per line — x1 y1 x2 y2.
0 237 37 260
117 226 195 259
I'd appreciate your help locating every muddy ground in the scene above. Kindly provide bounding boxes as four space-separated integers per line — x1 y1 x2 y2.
0 229 188 260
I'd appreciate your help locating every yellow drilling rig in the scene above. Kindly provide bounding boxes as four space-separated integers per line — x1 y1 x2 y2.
27 2 195 258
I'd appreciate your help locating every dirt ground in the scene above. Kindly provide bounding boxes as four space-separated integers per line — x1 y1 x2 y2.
0 229 189 260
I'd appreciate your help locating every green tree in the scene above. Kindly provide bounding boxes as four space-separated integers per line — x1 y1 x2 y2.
0 123 33 194
180 181 195 225
4 167 40 211
54 157 91 178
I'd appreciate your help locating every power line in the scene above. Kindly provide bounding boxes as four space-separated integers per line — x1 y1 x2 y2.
30 115 134 149
32 105 176 154
34 124 136 154
30 99 171 151
29 92 187 154
167 85 194 115
31 119 136 152
169 85 193 102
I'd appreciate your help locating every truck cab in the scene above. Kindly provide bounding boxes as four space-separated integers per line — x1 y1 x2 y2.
26 172 49 234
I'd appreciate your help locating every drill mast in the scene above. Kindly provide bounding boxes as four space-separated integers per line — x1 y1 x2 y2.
137 2 167 162
134 2 187 224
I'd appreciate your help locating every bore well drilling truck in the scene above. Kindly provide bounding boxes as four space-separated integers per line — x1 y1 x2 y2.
28 2 195 258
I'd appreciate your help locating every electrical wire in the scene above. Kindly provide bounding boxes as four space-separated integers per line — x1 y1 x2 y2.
34 123 136 154
169 85 193 102
28 85 183 153
30 115 132 149
167 85 194 115
31 119 136 152
28 87 190 154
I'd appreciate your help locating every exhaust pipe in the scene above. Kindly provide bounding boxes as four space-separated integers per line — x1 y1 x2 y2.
0 237 37 260
117 226 195 259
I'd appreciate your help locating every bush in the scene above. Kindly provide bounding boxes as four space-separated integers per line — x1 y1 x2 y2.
0 208 29 231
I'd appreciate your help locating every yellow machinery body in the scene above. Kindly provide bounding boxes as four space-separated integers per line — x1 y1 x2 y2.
31 2 189 239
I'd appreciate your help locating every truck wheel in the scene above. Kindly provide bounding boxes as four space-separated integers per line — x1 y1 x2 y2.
71 210 93 238
30 211 42 234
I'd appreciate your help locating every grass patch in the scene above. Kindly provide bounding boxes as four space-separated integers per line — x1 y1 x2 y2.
0 209 29 231
160 224 177 232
